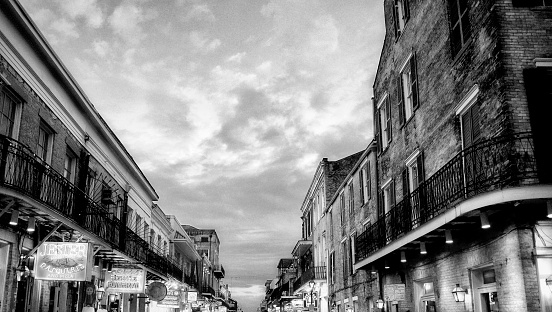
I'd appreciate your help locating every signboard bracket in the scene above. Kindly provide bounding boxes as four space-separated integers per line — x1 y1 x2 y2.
26 222 63 257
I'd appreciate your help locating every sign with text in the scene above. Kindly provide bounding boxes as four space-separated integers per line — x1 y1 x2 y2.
34 242 92 281
384 284 406 301
187 291 198 302
106 268 145 293
157 283 181 308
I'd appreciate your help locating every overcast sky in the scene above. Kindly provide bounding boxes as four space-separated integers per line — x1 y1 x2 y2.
19 0 384 310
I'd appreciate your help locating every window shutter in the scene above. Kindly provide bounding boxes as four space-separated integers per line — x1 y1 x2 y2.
386 99 393 143
470 104 482 144
403 0 410 22
461 110 473 148
377 190 384 218
390 179 396 206
410 53 419 109
367 164 372 199
402 168 410 199
359 169 364 204
416 152 425 185
375 107 382 153
392 0 400 38
397 75 405 125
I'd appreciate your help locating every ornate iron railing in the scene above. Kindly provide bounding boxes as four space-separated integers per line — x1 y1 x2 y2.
0 135 182 280
292 266 326 291
356 132 540 262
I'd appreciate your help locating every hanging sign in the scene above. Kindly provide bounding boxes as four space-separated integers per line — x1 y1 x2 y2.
187 291 198 302
147 281 167 301
106 268 146 293
157 282 181 308
34 242 92 281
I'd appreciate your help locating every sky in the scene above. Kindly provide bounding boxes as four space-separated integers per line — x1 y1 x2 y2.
19 0 385 310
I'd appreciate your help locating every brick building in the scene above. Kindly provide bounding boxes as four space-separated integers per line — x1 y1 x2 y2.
355 2 552 312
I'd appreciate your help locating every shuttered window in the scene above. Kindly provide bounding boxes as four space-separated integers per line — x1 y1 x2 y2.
0 88 17 137
393 0 411 38
461 102 481 148
377 97 392 151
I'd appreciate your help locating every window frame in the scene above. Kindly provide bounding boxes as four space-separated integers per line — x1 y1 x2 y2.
448 0 471 57
398 52 419 126
455 84 481 149
392 0 411 38
63 147 78 183
37 119 55 164
376 94 392 152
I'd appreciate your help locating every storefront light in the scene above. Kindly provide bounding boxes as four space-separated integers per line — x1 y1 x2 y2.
376 299 384 309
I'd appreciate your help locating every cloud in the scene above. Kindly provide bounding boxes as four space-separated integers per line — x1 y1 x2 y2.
50 18 79 39
184 4 216 22
108 2 157 44
227 52 246 63
92 40 109 57
189 31 221 52
55 0 104 28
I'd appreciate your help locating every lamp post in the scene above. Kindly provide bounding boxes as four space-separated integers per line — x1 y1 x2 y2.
308 281 316 310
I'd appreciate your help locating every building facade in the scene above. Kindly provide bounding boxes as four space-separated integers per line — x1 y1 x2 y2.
0 2 231 312
356 1 552 312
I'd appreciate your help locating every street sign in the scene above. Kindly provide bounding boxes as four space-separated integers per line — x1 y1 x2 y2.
383 284 406 301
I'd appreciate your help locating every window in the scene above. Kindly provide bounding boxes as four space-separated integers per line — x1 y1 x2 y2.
393 0 410 37
63 147 77 183
348 181 354 215
398 54 419 125
360 163 371 204
201 237 209 242
363 219 371 231
0 88 18 137
342 241 348 279
150 229 155 245
37 120 55 163
136 214 142 236
144 223 149 242
472 266 498 312
449 0 471 56
376 95 392 152
379 179 395 217
403 150 425 195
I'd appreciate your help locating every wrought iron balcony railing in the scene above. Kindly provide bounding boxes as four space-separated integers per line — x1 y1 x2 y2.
0 135 182 280
356 132 540 262
292 266 327 291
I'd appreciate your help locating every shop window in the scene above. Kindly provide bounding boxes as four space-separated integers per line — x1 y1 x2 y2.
471 266 499 312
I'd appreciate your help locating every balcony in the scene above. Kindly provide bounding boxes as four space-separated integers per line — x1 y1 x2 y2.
355 132 548 266
0 135 182 280
213 264 225 278
293 266 326 291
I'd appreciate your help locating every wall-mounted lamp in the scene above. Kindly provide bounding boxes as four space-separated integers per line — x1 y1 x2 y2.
420 242 427 254
384 260 390 269
9 210 19 225
480 212 490 229
27 216 35 232
546 275 552 293
547 201 552 219
376 299 384 309
445 230 453 244
108 294 116 303
452 284 467 302
400 251 406 263
94 257 100 268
